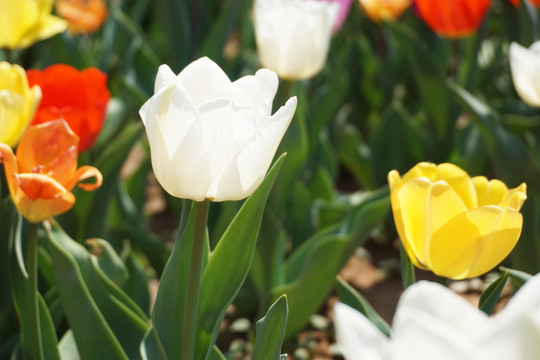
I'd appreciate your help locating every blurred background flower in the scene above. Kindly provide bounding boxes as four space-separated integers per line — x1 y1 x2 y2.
0 0 67 48
413 0 491 38
139 57 297 201
0 62 42 148
509 41 540 107
359 0 411 23
27 64 110 152
507 0 540 7
55 0 108 35
0 119 102 223
253 0 339 80
335 275 540 360
388 162 526 279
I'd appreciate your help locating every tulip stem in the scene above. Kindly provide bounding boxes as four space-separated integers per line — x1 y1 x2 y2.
27 222 44 360
4 48 12 63
180 199 210 360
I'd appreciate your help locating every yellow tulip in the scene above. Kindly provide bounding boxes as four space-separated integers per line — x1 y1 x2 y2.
0 0 68 49
0 62 42 147
388 162 527 280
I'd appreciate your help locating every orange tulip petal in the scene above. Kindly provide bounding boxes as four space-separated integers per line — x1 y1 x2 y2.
66 165 103 191
12 173 75 223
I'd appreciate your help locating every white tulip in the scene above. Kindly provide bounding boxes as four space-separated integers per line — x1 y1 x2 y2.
253 0 339 80
509 41 540 107
139 57 297 202
334 274 540 360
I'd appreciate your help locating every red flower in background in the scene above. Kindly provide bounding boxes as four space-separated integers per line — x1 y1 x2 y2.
508 0 540 6
414 0 491 38
27 64 110 152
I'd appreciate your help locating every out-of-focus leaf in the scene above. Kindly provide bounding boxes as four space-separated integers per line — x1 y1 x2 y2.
207 346 226 360
336 276 391 337
479 271 509 315
251 295 288 360
195 155 285 360
274 234 348 340
451 84 540 189
336 123 375 190
387 22 458 160
400 243 415 290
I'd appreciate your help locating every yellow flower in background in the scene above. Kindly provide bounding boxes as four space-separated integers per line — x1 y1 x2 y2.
0 62 42 147
358 0 411 23
388 162 527 280
0 0 68 49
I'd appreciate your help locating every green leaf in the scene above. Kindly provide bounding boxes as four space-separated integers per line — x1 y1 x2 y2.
336 277 392 337
45 221 149 360
500 266 533 289
195 154 286 360
10 216 61 360
207 346 226 360
251 295 289 360
273 234 348 340
140 327 166 360
400 243 415 291
87 238 129 286
152 203 196 359
479 271 509 315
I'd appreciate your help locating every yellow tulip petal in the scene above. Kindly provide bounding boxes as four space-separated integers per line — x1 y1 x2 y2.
500 183 527 211
17 15 68 49
473 176 508 207
395 177 469 269
402 162 437 182
434 163 477 209
429 206 523 279
389 170 425 269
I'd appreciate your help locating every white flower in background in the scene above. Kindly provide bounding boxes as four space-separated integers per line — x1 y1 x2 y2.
139 57 297 202
253 0 339 80
334 274 540 360
509 41 540 107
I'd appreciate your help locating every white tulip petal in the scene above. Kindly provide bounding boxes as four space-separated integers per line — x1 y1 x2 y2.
177 57 232 106
222 68 278 120
394 281 489 337
154 64 177 93
333 302 391 360
509 41 540 107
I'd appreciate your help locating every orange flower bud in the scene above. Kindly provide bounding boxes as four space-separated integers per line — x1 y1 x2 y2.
55 0 108 35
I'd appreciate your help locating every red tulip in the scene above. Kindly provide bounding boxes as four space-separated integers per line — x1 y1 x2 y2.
27 64 110 152
0 119 102 223
508 0 540 6
414 0 491 38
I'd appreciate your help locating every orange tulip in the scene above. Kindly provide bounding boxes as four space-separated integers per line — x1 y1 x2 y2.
414 0 491 38
359 0 411 23
55 0 108 35
0 119 102 223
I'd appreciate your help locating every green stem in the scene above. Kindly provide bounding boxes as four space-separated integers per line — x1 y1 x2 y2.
523 0 539 41
27 222 44 360
4 48 12 63
436 276 448 287
180 199 210 360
